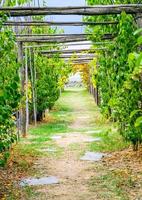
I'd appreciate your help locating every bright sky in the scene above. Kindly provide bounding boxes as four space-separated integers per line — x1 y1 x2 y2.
35 0 92 53
35 0 86 34
65 41 92 50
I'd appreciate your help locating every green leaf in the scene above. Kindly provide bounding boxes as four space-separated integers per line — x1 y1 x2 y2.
135 116 142 127
137 36 142 45
130 110 142 119
134 28 142 36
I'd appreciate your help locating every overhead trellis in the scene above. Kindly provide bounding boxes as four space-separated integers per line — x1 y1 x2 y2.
68 60 93 64
39 48 106 54
2 3 141 138
16 33 92 37
16 34 115 43
47 57 95 61
0 4 142 17
23 42 111 49
44 54 95 59
3 20 118 26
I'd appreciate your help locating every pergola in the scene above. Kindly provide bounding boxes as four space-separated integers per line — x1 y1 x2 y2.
1 4 142 136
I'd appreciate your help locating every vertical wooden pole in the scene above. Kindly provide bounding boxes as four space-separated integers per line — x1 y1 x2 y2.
25 48 29 133
136 14 142 28
29 47 37 125
17 42 27 137
96 86 99 106
33 50 37 122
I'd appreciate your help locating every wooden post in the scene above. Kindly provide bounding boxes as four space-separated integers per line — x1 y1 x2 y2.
136 13 142 28
96 87 99 106
17 42 27 137
29 47 37 125
25 48 29 134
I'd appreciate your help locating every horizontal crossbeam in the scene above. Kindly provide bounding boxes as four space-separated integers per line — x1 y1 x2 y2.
68 60 92 64
23 41 111 49
16 34 115 43
4 20 118 26
16 33 91 37
0 5 142 17
65 58 94 61
40 48 106 54
44 54 95 58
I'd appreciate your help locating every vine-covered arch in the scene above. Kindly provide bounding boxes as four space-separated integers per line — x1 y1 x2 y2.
0 1 142 157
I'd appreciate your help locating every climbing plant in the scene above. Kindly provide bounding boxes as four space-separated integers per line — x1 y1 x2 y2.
34 54 69 121
86 0 142 150
1 0 31 6
107 26 142 151
0 16 21 154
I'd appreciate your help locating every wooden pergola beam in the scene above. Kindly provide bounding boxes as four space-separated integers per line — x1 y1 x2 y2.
23 43 91 48
68 60 92 64
16 34 115 43
0 5 142 17
17 38 88 43
44 54 95 58
4 20 118 26
23 41 111 49
65 58 93 61
40 48 106 54
16 33 92 37
18 38 89 43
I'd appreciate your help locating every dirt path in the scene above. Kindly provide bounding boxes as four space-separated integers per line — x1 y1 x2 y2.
2 88 142 200
29 88 99 200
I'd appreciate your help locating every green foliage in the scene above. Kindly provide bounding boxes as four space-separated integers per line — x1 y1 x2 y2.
26 19 70 121
89 129 129 152
86 0 142 150
1 0 31 6
87 0 141 4
35 53 70 120
0 17 20 154
35 55 60 113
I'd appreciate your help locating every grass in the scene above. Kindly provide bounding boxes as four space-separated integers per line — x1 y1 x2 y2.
88 128 129 153
90 172 133 200
89 168 135 200
19 90 76 155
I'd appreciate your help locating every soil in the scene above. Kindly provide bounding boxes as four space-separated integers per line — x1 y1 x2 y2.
29 105 99 200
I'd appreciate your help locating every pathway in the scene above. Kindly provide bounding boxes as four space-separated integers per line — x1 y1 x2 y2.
25 88 102 200
2 88 140 200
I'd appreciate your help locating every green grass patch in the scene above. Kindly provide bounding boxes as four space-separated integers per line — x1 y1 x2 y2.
89 168 135 200
29 121 71 136
89 129 129 153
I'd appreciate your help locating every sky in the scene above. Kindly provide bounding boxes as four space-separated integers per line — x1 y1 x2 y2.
35 0 91 76
37 0 86 34
44 0 91 55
